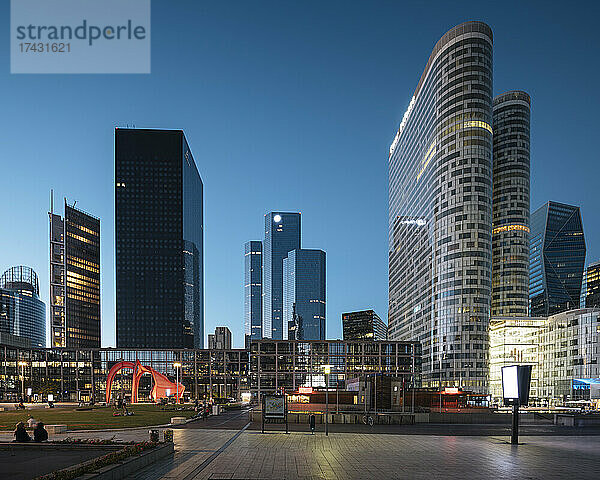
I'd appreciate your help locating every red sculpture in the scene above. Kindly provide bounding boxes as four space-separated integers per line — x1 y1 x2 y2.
105 360 185 403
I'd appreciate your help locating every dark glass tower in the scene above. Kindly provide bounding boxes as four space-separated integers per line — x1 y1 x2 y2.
0 266 46 347
342 310 387 341
581 261 600 308
49 199 101 348
262 212 300 339
244 241 262 345
388 22 493 392
283 249 326 340
491 91 531 316
529 201 586 316
115 128 203 348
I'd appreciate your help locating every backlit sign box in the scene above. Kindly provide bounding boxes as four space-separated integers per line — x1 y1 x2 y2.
501 365 532 406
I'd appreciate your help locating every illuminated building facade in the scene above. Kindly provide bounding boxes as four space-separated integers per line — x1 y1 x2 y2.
388 22 493 392
262 212 301 339
491 91 531 316
115 128 204 349
581 261 600 308
49 200 100 348
244 240 262 345
342 310 387 341
0 266 46 348
0 345 248 403
489 316 544 403
283 249 326 340
249 339 420 401
529 201 586 316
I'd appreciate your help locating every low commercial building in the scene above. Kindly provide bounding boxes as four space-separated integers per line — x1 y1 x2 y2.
249 339 421 401
489 308 600 405
0 346 249 403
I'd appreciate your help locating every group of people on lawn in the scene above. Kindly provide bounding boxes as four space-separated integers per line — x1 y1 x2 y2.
14 417 48 442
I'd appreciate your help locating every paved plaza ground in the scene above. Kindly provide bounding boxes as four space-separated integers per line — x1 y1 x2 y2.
2 408 600 479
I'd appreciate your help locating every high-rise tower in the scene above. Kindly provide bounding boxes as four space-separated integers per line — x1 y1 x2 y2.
115 128 203 348
491 91 531 316
388 22 493 392
262 212 301 339
283 249 326 340
244 240 262 345
49 198 101 348
529 201 586 316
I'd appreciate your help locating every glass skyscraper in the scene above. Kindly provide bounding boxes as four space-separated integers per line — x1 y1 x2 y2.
283 249 326 340
342 310 387 341
529 201 586 316
388 22 493 392
581 261 600 308
244 240 262 345
491 91 531 316
0 266 46 347
115 128 204 349
262 212 300 339
49 199 101 348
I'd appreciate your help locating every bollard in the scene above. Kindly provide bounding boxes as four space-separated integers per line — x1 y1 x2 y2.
309 414 316 434
149 429 159 442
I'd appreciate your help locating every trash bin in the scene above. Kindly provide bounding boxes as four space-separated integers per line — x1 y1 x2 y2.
149 429 159 442
163 429 174 443
309 414 316 434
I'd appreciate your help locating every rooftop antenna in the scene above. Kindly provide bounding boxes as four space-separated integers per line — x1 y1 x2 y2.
50 189 54 214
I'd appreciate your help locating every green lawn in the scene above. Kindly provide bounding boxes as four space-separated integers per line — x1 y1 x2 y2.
0 404 195 431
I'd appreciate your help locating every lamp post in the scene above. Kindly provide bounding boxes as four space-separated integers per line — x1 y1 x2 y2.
18 361 27 401
174 362 182 404
323 365 332 436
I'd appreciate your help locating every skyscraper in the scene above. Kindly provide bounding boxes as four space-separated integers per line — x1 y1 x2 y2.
262 212 300 339
388 22 493 392
491 91 531 316
115 128 203 348
0 266 46 347
342 310 387 341
208 326 232 350
283 249 326 340
49 198 101 348
244 241 262 345
529 201 586 316
581 261 600 308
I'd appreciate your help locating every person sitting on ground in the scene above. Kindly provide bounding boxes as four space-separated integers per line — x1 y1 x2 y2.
14 422 31 442
33 422 49 442
27 416 38 428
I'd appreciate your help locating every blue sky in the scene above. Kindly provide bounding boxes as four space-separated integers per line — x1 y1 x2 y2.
1 1 599 347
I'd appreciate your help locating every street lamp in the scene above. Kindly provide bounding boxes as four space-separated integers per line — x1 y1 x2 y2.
323 365 332 436
18 361 27 401
174 362 182 404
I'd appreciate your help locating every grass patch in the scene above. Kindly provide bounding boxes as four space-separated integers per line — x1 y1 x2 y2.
0 405 195 431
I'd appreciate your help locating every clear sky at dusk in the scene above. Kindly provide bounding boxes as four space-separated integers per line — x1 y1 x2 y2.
1 1 599 347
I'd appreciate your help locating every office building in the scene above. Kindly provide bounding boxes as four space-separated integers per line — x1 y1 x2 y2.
0 266 45 347
262 212 300 339
489 316 544 403
491 91 531 316
581 261 600 308
115 128 203 348
244 241 262 345
249 339 421 401
283 249 326 340
342 309 387 341
208 326 232 350
49 199 100 348
388 21 493 392
529 201 586 316
0 344 248 403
